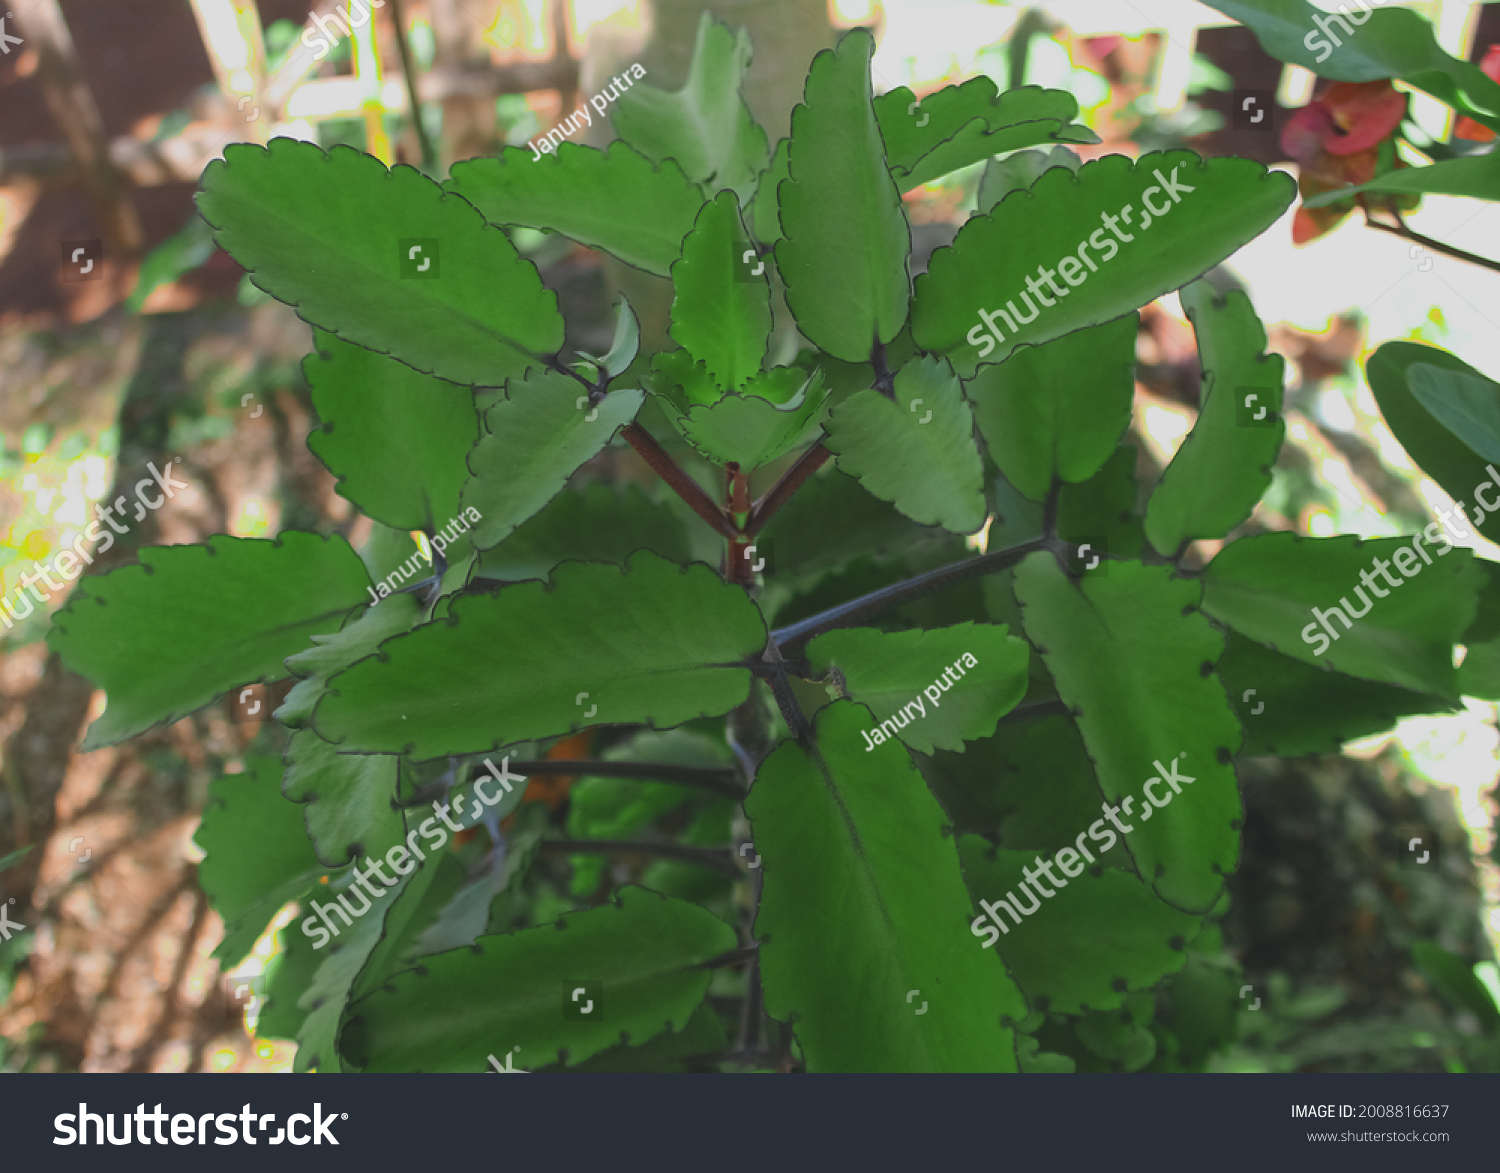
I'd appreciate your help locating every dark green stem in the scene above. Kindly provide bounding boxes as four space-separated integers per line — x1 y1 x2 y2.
770 537 1048 653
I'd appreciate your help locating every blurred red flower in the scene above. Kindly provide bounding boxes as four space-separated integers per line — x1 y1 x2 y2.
1280 80 1409 244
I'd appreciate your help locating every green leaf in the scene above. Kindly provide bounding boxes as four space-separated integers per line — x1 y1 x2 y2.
277 593 426 729
959 838 1202 1015
1200 532 1481 699
347 846 460 999
1458 640 1500 700
875 81 1083 192
1457 565 1500 699
1162 958 1241 1068
775 29 912 362
294 855 432 1072
966 314 1137 502
609 13 769 203
342 886 736 1071
1144 282 1285 555
49 532 371 750
748 700 1026 1071
1056 447 1146 561
650 348 726 411
670 191 772 391
755 467 951 609
410 813 542 956
1074 1002 1158 1069
1217 632 1456 756
567 730 729 897
918 712 1112 849
1303 151 1500 206
195 757 328 966
445 142 703 278
666 368 830 470
475 482 690 584
1368 342 1500 547
0 845 36 874
825 355 986 532
639 799 736 903
1407 362 1500 464
197 140 564 386
255 906 324 1042
1012 554 1243 913
806 622 1029 753
126 213 216 314
358 522 425 588
913 150 1296 378
1017 1033 1076 1073
531 1002 727 1072
1201 0 1500 131
586 296 641 379
313 552 765 759
977 146 1080 213
568 730 729 841
460 370 644 550
305 331 480 532
282 731 404 868
750 138 790 245
1411 940 1500 1029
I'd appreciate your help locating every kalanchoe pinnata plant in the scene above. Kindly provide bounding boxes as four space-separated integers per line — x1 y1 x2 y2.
46 11 1500 1072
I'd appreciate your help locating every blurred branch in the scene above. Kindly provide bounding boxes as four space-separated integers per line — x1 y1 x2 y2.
0 129 239 187
1363 208 1500 275
15 0 144 255
387 0 437 171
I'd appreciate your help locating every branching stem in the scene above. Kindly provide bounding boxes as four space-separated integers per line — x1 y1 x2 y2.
621 423 738 539
744 442 832 538
1362 207 1500 273
770 537 1048 652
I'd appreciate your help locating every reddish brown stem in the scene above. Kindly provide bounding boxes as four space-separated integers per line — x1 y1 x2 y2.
727 463 752 513
724 463 757 584
621 422 737 539
744 442 832 538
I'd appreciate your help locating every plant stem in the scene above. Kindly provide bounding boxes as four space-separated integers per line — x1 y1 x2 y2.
746 658 809 679
744 442 832 538
702 943 759 969
620 423 738 539
1000 697 1069 726
737 923 764 1054
725 463 757 584
727 463 751 514
543 353 598 393
1362 208 1500 274
535 838 740 879
760 639 812 743
870 341 895 398
770 537 1049 652
386 0 436 172
503 759 745 800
